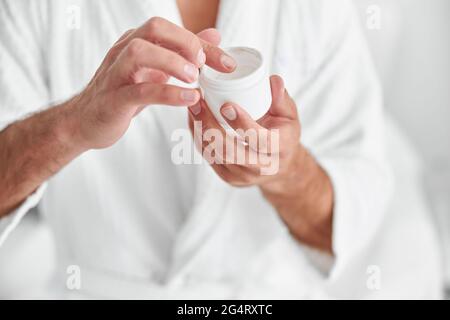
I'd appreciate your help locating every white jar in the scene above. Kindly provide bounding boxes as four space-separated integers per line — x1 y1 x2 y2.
199 47 271 127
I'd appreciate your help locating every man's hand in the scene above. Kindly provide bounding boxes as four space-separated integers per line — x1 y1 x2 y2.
188 75 300 185
73 17 235 150
188 76 334 253
0 17 235 217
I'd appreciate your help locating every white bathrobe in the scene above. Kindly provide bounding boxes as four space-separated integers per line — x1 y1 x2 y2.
0 0 442 299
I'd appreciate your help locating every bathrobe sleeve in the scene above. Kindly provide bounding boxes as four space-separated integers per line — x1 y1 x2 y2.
0 0 49 246
278 0 393 276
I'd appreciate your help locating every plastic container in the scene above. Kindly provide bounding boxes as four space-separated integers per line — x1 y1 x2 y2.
199 47 271 126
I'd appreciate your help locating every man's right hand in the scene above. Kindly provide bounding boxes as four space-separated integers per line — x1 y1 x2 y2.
69 17 235 150
0 17 234 217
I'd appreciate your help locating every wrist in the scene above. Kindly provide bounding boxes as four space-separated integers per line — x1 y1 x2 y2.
56 96 90 155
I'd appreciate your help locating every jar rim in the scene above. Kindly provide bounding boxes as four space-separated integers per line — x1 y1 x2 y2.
199 47 266 91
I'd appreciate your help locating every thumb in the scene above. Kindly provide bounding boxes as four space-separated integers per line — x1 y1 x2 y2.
268 75 298 120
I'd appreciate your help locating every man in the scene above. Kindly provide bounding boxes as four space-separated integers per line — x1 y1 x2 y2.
0 0 441 298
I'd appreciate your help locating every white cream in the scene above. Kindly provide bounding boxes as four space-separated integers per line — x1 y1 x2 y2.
199 47 271 126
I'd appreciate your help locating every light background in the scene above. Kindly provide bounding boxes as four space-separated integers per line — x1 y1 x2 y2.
0 0 449 298
353 0 450 290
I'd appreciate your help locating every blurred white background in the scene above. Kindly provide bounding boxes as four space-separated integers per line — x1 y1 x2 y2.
1 0 449 298
353 0 450 290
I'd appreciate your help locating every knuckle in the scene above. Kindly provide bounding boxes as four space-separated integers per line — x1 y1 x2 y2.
109 44 121 57
117 29 134 43
108 30 134 59
147 17 164 36
126 39 144 58
108 45 124 62
123 28 135 37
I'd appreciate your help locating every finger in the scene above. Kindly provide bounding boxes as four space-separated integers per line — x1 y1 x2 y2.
109 18 235 75
132 68 169 84
197 28 221 46
188 102 265 171
213 162 269 187
210 164 239 185
143 17 207 67
115 83 201 108
94 29 137 79
267 75 298 120
189 110 241 179
115 18 233 72
102 29 137 68
220 103 266 132
220 102 272 153
188 110 204 154
201 39 236 73
188 100 231 164
188 99 226 134
111 38 199 86
115 28 136 44
211 164 254 187
108 18 204 68
196 28 235 72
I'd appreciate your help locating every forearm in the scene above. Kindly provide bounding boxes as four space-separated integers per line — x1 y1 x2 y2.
0 97 85 217
260 145 334 253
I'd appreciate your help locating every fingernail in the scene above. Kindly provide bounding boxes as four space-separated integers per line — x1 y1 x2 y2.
221 105 237 121
184 64 199 81
220 54 236 70
197 49 206 66
181 90 199 104
189 102 202 116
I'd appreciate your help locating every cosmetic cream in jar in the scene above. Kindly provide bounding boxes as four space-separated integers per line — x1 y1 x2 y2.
199 47 271 126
